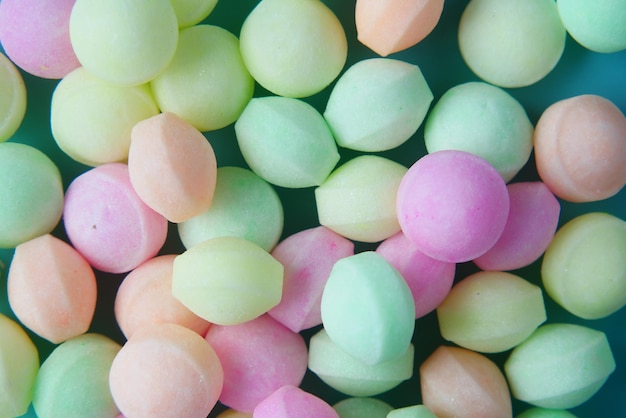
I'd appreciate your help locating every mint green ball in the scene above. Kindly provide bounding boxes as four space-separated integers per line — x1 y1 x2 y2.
235 96 340 188
517 407 578 418
321 251 415 365
424 82 533 182
505 323 615 409
32 334 121 418
324 58 433 152
333 397 393 418
557 0 626 53
0 142 64 248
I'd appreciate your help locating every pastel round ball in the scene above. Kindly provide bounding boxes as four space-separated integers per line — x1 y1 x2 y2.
205 315 308 412
63 163 168 274
321 251 415 365
51 67 160 166
0 52 27 142
172 236 284 325
517 408 578 418
557 0 626 53
504 323 616 409
424 81 533 182
170 0 218 28
541 212 626 319
396 150 509 263
315 155 407 243
436 271 546 353
235 96 340 188
8 234 97 344
458 0 566 88
0 0 80 79
128 112 218 223
239 0 347 98
69 0 178 85
151 24 254 131
109 323 224 418
355 0 444 56
178 166 284 252
114 255 211 339
534 94 626 202
0 142 64 248
253 386 338 418
474 182 560 271
333 398 393 418
32 334 121 418
0 314 39 418
324 58 433 152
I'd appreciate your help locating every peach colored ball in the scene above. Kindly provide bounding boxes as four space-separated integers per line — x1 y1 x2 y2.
109 323 223 418
7 234 97 344
114 255 211 339
0 0 80 79
355 0 444 56
534 94 626 202
128 112 218 223
420 345 512 418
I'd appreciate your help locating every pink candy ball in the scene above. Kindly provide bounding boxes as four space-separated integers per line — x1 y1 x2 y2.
253 385 339 418
474 182 560 271
376 231 455 318
269 226 354 333
63 163 168 274
205 314 308 412
396 150 509 263
0 0 80 79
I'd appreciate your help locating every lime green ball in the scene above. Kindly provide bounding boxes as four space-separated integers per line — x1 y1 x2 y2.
542 212 626 319
240 0 347 98
517 407 578 418
172 236 284 325
0 314 39 418
152 25 254 131
51 67 159 166
557 0 626 53
32 334 121 418
169 0 219 28
458 0 566 88
424 81 533 182
0 142 64 248
0 52 26 142
69 0 178 86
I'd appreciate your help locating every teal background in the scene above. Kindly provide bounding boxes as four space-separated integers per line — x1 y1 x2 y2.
1 0 625 416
